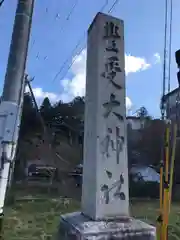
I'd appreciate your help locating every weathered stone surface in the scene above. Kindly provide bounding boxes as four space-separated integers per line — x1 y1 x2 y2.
58 212 156 240
82 11 129 221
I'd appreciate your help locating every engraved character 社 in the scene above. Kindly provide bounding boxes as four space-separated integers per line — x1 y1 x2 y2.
113 174 126 200
101 174 126 204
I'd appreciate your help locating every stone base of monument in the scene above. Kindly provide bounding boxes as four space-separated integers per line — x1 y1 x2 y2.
57 212 156 240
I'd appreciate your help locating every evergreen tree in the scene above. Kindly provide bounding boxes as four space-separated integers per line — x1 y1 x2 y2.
19 93 40 137
40 97 53 126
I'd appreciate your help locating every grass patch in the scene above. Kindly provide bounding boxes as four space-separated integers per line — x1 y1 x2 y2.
2 191 180 239
3 196 80 240
130 199 180 240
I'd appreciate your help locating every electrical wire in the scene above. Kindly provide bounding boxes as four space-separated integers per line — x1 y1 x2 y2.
59 0 79 35
28 0 80 76
27 79 57 166
0 0 4 8
157 1 174 239
108 0 120 13
167 0 173 94
66 0 79 21
161 0 168 121
52 36 85 83
27 78 72 167
51 0 110 83
52 0 120 84
29 0 118 88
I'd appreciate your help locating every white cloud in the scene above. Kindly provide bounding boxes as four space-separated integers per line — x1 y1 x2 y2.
32 88 59 101
153 53 161 64
25 86 60 104
58 49 154 109
126 97 132 110
125 54 150 75
31 49 160 111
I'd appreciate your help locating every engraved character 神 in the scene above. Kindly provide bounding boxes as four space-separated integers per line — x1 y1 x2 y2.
100 128 115 158
116 127 124 164
100 127 124 162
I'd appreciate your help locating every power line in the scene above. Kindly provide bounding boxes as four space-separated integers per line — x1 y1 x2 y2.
161 0 168 120
52 36 85 83
108 0 120 13
161 0 173 119
0 0 5 8
59 0 79 34
54 0 120 83
27 77 72 167
167 0 173 93
28 0 80 75
66 0 79 21
51 0 111 83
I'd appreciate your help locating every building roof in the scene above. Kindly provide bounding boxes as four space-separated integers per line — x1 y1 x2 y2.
126 116 149 120
164 87 179 100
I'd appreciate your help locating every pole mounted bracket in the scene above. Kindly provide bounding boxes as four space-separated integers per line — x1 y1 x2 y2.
156 214 163 223
0 101 19 143
0 101 19 170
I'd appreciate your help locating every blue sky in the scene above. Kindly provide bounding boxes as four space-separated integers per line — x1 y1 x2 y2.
1 0 180 117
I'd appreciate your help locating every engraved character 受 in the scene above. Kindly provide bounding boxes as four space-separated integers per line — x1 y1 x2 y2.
101 56 122 89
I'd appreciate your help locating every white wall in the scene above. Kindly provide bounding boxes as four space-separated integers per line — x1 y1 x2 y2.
127 118 144 130
166 90 180 119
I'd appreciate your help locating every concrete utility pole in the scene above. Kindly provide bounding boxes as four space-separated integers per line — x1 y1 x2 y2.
0 0 35 235
2 0 34 103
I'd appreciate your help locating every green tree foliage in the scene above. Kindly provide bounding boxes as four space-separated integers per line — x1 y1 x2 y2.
19 95 166 169
19 93 41 138
127 105 163 167
40 97 53 126
138 119 165 166
52 96 84 131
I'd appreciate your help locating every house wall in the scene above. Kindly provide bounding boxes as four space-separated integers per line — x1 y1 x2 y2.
127 118 145 130
165 89 180 120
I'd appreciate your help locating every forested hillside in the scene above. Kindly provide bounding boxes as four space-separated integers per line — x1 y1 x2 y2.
14 93 85 179
14 93 180 184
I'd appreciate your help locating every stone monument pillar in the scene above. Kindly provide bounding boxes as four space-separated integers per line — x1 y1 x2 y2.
59 12 156 240
81 10 129 221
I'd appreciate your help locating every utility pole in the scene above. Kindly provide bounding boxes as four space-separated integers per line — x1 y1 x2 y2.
2 0 34 103
0 0 35 236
